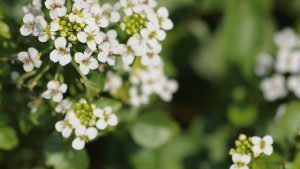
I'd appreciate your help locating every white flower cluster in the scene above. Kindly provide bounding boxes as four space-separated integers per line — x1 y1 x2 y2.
18 0 178 106
229 134 273 169
54 99 118 150
256 28 300 101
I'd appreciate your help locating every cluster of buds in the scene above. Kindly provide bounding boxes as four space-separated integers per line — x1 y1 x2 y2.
17 0 178 150
229 134 273 169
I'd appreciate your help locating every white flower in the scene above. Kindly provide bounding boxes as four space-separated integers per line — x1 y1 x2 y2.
155 78 178 102
23 0 43 16
55 112 80 138
34 16 59 42
20 13 36 36
251 135 273 156
104 71 123 95
72 126 98 150
50 37 72 66
42 80 67 102
275 49 300 73
97 31 123 66
120 0 143 16
287 75 300 98
230 154 251 169
141 44 162 66
74 49 99 75
141 23 166 47
45 0 67 19
147 7 174 31
138 0 157 8
260 74 287 101
102 3 121 23
85 5 109 28
255 53 273 77
77 25 103 51
121 37 146 65
93 107 118 130
68 0 89 23
274 28 299 50
18 47 42 72
55 99 72 114
129 86 149 107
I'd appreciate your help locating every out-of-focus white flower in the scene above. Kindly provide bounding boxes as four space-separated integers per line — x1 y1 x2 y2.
229 154 251 169
18 47 42 72
104 71 123 95
141 23 166 47
55 99 72 114
72 126 98 150
34 16 59 42
141 44 162 66
50 37 72 66
255 53 273 77
68 0 88 23
23 0 43 16
74 49 99 75
102 3 121 23
251 135 273 156
85 5 109 28
77 25 103 51
147 7 173 31
274 28 299 50
120 0 142 16
155 79 178 102
260 74 286 101
129 86 149 107
45 0 67 19
275 104 287 122
93 107 118 130
20 13 36 36
55 112 80 138
275 49 300 73
287 75 300 97
42 80 67 102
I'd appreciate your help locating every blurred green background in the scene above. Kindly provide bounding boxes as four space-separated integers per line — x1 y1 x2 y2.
1 0 300 168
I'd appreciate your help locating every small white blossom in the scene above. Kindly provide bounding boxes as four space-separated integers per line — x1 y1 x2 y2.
141 44 162 66
230 154 251 169
55 99 72 114
155 79 178 102
102 3 121 23
18 47 42 72
74 49 99 75
141 23 166 47
93 107 118 130
275 49 300 73
85 5 109 28
45 0 67 19
68 0 89 23
255 53 273 77
274 28 299 50
42 80 67 102
147 7 174 31
104 71 123 95
129 86 149 107
287 75 300 98
251 135 273 156
55 112 80 138
260 74 287 101
50 37 72 66
23 0 43 16
20 13 36 36
77 25 103 51
121 37 146 65
35 16 59 42
120 0 143 16
72 126 98 150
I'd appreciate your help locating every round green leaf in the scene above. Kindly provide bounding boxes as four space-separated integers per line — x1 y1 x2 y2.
0 126 19 150
130 112 180 149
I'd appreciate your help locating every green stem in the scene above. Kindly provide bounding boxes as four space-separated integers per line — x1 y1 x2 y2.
27 65 51 90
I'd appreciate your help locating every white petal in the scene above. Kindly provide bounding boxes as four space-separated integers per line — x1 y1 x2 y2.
59 84 67 93
59 54 72 66
18 52 28 61
72 138 85 150
79 64 90 75
93 108 103 118
86 127 98 140
107 114 118 126
42 90 52 99
53 93 63 102
75 125 86 136
55 37 67 48
251 136 261 145
98 52 108 63
62 127 72 138
96 119 107 130
162 19 173 30
75 52 84 63
55 121 65 132
50 50 60 62
20 25 32 36
157 7 169 18
263 146 273 155
77 32 87 43
89 58 98 69
23 64 34 72
156 30 166 41
263 135 273 144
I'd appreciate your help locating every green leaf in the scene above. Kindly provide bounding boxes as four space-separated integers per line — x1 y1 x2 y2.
0 21 10 39
0 126 19 150
44 133 89 169
251 153 284 169
130 112 180 149
227 103 258 127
